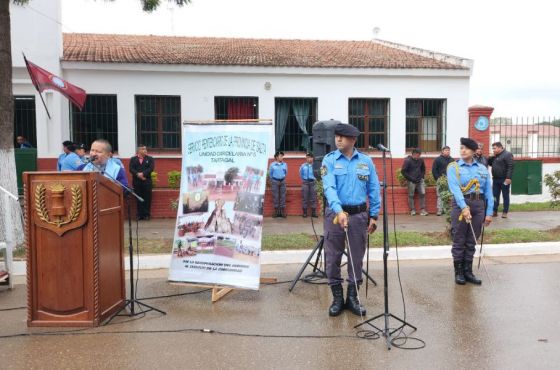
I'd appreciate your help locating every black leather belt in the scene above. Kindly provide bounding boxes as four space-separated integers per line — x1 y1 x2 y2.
464 193 482 201
342 203 367 215
272 177 285 182
303 179 315 182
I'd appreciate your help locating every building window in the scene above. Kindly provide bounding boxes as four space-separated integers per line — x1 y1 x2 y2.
406 99 446 152
136 95 181 151
348 98 389 150
71 94 118 150
275 98 318 152
215 97 258 120
14 96 36 148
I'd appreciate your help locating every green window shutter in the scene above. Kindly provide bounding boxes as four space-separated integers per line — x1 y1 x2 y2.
15 148 38 195
511 160 527 195
526 160 542 195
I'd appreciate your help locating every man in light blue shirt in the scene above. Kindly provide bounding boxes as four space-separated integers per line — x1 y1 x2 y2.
269 151 288 218
447 137 493 286
299 152 317 218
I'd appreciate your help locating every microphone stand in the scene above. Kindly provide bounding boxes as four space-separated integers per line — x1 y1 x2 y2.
83 158 166 323
354 147 416 350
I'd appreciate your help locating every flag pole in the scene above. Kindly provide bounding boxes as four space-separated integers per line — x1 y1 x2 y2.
23 53 51 120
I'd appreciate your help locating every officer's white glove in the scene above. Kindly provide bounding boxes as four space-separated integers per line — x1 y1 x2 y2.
460 207 472 223
333 211 349 229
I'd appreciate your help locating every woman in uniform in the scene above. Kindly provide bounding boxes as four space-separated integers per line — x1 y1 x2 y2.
447 138 494 285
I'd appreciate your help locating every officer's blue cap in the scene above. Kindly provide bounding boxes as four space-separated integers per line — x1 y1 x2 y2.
334 123 360 138
460 137 478 151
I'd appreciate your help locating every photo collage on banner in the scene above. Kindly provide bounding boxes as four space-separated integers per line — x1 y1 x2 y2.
168 122 272 290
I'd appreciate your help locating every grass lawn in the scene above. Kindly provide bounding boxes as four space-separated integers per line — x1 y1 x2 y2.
8 227 559 258
505 202 559 212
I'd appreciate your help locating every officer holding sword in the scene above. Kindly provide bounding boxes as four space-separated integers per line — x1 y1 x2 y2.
447 137 494 285
321 123 380 317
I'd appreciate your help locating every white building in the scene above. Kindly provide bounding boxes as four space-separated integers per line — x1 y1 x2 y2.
10 0 472 165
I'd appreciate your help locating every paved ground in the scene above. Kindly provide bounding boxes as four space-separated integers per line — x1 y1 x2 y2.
127 211 560 240
1 255 559 369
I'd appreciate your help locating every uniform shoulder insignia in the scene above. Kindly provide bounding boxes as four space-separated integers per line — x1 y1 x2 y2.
320 166 328 177
447 161 459 170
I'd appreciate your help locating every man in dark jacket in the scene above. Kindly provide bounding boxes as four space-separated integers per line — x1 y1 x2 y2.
475 143 489 167
402 148 427 216
129 145 155 220
488 142 514 218
431 145 454 215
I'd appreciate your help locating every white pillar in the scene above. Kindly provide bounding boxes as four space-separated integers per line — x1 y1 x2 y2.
390 96 406 157
529 133 538 158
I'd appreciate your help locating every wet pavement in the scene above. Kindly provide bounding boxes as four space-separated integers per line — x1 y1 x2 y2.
128 211 560 240
1 255 559 369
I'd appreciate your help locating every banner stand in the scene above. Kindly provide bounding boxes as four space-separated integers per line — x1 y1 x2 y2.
171 277 278 303
169 119 275 300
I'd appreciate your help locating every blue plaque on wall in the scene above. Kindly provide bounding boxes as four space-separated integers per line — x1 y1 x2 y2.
474 116 489 131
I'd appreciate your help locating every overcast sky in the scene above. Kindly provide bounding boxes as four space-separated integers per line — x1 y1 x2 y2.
58 0 560 117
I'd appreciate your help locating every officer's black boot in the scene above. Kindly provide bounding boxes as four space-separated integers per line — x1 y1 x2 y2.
329 284 345 317
345 284 366 316
463 260 482 285
281 207 287 218
302 208 308 218
273 208 279 218
454 261 466 285
311 209 318 218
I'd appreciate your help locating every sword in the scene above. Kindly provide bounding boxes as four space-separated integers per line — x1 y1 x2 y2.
467 220 493 287
478 225 485 270
344 225 365 321
365 234 370 298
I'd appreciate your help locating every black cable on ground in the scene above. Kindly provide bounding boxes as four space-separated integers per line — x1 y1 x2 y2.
0 326 372 341
134 215 140 300
0 306 26 312
386 152 425 350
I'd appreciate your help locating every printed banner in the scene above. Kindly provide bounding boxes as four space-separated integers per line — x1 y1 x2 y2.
168 122 272 290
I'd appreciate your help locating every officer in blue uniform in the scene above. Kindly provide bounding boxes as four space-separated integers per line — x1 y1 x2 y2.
57 140 74 171
321 123 380 317
447 137 493 285
299 152 318 218
269 151 288 218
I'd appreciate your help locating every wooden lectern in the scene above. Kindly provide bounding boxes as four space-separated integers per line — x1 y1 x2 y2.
24 172 125 327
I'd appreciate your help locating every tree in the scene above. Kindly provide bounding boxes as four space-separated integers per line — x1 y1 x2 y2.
0 0 191 246
224 167 239 185
0 0 27 247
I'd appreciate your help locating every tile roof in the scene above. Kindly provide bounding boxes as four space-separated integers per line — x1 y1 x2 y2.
63 33 469 70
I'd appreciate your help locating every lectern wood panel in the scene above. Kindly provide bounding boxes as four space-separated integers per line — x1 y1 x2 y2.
24 172 125 327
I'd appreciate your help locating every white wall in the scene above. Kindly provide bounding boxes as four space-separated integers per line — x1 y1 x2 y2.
10 0 65 157
10 0 62 71
510 162 560 203
59 67 470 159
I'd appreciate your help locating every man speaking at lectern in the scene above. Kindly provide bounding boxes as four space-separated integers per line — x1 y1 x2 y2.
78 139 129 187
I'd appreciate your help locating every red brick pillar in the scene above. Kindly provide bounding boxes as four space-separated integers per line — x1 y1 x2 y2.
468 105 494 155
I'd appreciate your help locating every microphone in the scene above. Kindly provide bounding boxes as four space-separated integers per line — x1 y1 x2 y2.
376 143 390 152
85 155 98 163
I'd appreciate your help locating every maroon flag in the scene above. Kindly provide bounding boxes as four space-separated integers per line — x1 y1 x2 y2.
24 56 86 111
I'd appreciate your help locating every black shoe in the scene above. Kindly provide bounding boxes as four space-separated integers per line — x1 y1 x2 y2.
345 284 366 316
311 209 318 218
463 260 482 285
281 208 287 218
144 216 150 221
302 209 308 218
272 208 279 218
329 284 345 317
454 261 466 285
